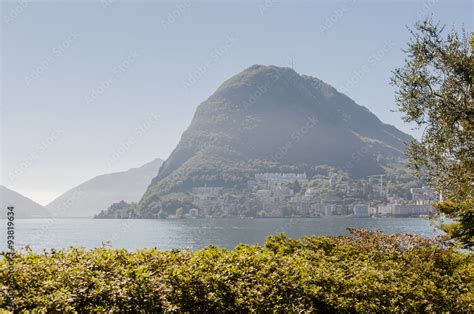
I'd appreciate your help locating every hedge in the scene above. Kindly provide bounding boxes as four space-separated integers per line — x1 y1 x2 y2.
0 229 472 312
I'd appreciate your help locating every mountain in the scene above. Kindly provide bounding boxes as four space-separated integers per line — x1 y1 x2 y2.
138 65 412 213
47 158 163 218
0 185 50 218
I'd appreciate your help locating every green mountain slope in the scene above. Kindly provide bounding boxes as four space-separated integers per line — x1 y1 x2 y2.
139 65 412 212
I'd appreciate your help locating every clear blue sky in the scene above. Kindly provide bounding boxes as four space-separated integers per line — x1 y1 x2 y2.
1 0 472 204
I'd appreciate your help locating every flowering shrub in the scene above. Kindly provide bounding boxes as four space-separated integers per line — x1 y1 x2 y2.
1 230 472 312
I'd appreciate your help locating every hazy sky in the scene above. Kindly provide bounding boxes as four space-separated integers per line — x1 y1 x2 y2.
1 0 472 205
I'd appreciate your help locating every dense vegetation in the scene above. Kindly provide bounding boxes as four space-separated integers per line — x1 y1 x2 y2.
392 19 473 248
1 230 472 312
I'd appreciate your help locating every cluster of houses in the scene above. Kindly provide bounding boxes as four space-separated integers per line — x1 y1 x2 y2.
191 186 224 215
187 173 437 218
377 186 437 217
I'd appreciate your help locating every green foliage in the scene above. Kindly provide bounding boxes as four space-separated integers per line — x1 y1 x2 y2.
1 231 472 312
391 19 473 248
436 201 474 247
175 207 184 218
95 200 137 219
289 180 302 193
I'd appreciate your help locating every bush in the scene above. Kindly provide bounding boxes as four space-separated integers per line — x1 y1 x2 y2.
1 230 472 312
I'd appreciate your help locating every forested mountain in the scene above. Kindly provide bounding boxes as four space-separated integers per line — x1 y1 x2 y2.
137 65 412 213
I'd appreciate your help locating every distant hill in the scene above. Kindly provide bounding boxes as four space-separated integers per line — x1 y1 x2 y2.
0 185 50 218
47 158 163 217
138 65 412 214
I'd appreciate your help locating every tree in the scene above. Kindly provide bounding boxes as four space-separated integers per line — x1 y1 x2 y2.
158 209 168 219
290 180 302 193
391 18 473 248
175 207 184 218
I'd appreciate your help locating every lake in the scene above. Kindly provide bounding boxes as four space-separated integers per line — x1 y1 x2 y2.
1 217 439 252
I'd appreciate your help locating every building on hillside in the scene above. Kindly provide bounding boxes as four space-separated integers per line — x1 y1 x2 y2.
378 204 434 217
189 208 199 218
378 204 392 216
324 204 336 216
256 189 272 202
410 186 436 205
313 203 336 216
289 194 312 216
192 186 223 216
324 191 342 203
387 195 404 205
305 187 317 197
329 176 336 188
353 204 370 217
255 188 291 217
336 182 349 193
392 204 434 216
311 203 324 217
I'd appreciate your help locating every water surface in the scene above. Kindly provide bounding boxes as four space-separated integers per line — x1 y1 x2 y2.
0 217 438 252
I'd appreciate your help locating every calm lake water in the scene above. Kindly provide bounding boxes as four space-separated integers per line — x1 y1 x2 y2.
1 217 439 252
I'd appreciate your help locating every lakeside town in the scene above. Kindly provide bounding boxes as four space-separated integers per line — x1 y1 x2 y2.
177 171 437 219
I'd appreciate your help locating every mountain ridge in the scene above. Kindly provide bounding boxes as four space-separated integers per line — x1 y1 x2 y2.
47 158 163 217
0 185 50 218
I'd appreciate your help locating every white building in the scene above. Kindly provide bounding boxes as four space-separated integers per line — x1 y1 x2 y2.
393 204 434 216
378 204 434 217
289 195 312 216
325 204 336 216
410 186 436 205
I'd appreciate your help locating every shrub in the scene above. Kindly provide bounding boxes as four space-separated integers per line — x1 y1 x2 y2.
0 230 472 312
